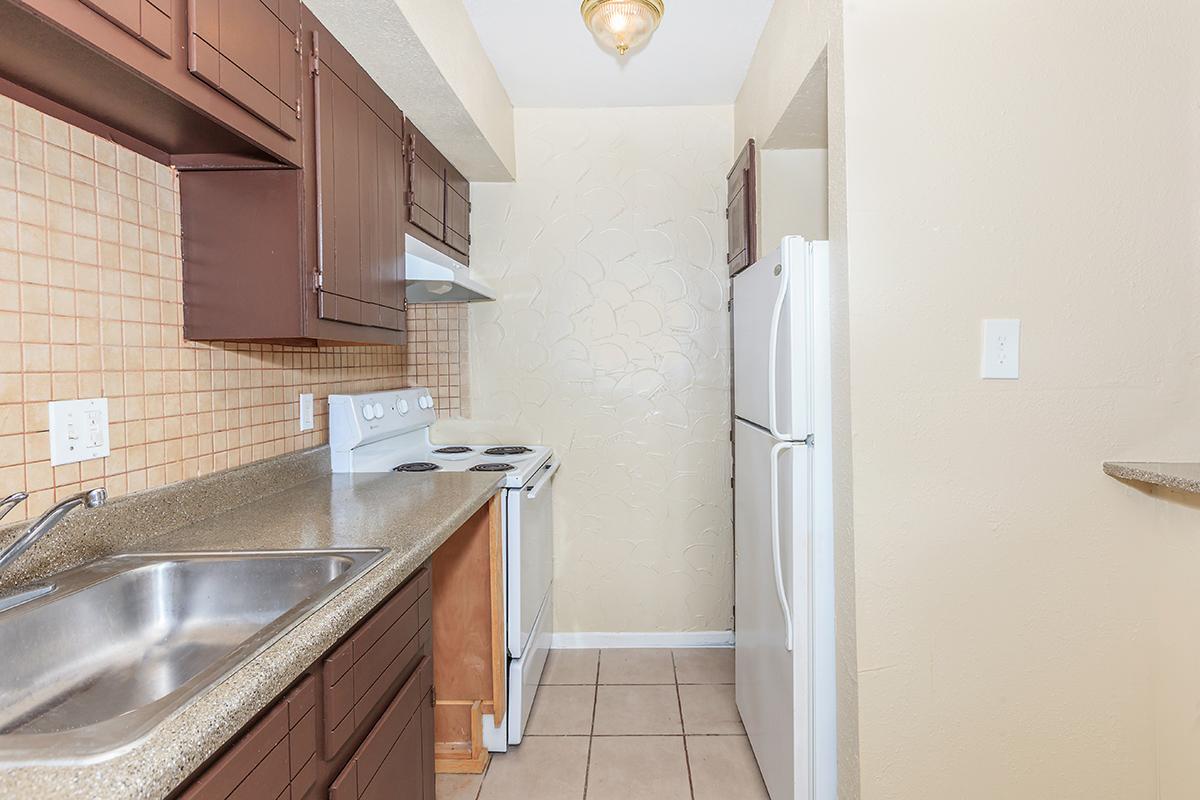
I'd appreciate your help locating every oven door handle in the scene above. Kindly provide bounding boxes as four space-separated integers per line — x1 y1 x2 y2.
526 461 560 500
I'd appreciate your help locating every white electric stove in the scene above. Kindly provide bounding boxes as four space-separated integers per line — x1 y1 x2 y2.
328 388 557 751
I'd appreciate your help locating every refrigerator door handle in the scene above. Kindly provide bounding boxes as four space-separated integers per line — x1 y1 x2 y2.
767 255 792 440
770 441 795 652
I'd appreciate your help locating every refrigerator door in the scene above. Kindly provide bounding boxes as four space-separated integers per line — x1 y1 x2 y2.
735 419 811 800
732 236 816 439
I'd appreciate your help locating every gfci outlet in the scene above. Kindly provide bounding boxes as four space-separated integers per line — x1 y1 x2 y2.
981 319 1021 379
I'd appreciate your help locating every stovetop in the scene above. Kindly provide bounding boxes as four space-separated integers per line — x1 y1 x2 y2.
329 389 554 489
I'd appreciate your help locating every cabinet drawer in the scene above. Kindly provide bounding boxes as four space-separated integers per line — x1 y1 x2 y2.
323 568 431 756
182 674 318 800
329 658 433 800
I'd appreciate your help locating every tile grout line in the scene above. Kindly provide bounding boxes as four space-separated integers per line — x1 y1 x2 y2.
674 650 697 800
582 650 600 800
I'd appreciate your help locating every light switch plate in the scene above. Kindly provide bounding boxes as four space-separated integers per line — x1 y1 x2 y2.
981 319 1021 379
299 393 314 431
49 398 110 466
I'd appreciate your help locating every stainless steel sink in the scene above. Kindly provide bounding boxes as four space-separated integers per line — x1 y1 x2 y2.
0 549 386 762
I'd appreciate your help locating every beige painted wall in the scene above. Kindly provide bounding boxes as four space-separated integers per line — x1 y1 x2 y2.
735 0 833 146
455 106 734 634
759 148 830 246
844 1 1200 797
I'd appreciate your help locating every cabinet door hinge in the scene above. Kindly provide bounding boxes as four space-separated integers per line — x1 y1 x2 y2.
310 32 320 76
727 298 732 312
405 191 415 207
407 135 416 164
295 99 301 120
314 269 324 290
294 30 301 54
430 687 436 707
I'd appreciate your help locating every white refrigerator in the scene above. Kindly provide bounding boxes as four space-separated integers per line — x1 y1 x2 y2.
733 236 837 800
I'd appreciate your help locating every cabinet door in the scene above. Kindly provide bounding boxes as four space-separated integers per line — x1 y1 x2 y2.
406 124 445 241
329 658 432 800
77 0 172 55
444 163 470 259
312 28 406 333
727 139 757 276
188 0 302 141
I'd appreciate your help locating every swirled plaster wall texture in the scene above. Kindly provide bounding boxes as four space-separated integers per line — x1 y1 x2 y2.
462 106 734 635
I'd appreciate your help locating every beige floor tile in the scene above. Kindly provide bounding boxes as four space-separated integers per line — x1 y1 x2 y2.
541 649 599 685
437 772 483 800
679 684 744 734
592 684 682 735
672 647 734 684
524 684 595 736
478 736 589 800
686 735 771 800
586 736 691 800
598 648 675 684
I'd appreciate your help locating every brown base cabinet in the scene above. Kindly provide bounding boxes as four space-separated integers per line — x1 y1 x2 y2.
178 496 507 797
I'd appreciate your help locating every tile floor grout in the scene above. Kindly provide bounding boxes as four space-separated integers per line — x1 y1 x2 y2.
446 648 756 800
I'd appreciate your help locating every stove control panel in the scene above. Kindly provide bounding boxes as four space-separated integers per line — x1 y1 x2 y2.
329 387 437 457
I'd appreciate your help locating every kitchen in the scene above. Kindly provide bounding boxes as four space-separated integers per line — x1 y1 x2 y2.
2 1 1199 799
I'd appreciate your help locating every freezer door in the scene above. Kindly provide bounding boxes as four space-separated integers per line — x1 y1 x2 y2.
735 419 811 800
732 237 816 438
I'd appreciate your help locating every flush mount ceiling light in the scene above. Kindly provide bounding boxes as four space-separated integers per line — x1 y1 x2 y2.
581 0 665 56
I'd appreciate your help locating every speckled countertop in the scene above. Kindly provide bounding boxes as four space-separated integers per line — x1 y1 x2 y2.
0 470 501 800
1103 461 1200 495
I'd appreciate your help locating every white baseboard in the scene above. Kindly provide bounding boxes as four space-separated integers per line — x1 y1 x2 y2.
549 631 734 649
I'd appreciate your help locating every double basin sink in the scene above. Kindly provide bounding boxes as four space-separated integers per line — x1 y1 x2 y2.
0 549 386 762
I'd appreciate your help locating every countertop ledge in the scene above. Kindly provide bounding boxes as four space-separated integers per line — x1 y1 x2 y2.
0 471 502 800
1103 461 1200 494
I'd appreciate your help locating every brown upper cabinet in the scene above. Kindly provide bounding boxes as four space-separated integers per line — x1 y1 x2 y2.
186 0 303 144
0 0 303 165
78 0 172 56
177 7 408 346
311 12 407 333
727 139 757 276
406 121 470 264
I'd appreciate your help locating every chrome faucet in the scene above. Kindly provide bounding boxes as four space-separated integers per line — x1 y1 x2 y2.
0 488 107 574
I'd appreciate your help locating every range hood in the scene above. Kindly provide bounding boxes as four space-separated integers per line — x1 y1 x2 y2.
405 235 495 303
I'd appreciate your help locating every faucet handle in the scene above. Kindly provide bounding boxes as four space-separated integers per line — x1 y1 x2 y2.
0 492 28 523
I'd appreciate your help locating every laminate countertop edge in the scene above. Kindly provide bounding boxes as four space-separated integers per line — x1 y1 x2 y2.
1103 461 1200 495
0 470 504 800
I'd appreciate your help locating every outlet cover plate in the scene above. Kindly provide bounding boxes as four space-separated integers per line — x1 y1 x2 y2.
981 319 1021 380
299 393 314 431
49 398 110 466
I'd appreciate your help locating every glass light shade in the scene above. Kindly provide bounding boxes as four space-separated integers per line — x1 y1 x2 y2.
581 0 665 55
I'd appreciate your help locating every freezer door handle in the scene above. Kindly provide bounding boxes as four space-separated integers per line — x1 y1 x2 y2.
767 255 793 440
770 441 795 652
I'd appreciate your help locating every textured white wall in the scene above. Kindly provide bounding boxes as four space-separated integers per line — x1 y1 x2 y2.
844 1 1200 797
463 106 734 634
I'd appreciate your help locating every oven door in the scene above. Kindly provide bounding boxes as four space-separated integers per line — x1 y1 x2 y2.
506 458 558 658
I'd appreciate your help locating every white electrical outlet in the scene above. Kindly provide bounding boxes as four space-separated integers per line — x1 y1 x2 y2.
49 398 110 466
299 393 314 431
981 319 1021 379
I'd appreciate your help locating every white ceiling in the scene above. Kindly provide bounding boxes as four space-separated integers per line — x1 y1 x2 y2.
462 0 775 108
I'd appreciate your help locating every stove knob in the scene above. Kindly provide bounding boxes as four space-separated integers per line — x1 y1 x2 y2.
373 402 385 418
362 404 375 421
398 399 410 414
